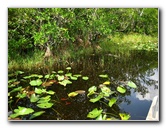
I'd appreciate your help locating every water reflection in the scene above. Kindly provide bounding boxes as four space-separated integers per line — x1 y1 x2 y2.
8 50 158 120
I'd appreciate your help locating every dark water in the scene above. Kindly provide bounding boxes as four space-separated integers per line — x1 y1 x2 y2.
8 50 158 120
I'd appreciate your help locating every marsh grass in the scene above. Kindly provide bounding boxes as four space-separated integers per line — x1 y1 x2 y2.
8 33 158 72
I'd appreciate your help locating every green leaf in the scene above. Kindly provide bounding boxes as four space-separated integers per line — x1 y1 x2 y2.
46 90 55 95
58 70 64 74
87 86 97 96
57 75 65 81
82 76 89 80
66 67 71 70
9 86 22 93
37 103 53 109
35 88 47 94
117 86 126 93
44 74 50 79
108 97 117 107
127 81 137 88
29 111 45 120
89 94 103 103
30 94 39 103
68 92 78 97
96 113 103 120
30 79 42 86
101 86 112 97
65 73 72 77
59 79 72 86
99 74 108 78
16 92 27 99
119 113 131 120
87 108 103 118
10 106 34 118
70 76 78 80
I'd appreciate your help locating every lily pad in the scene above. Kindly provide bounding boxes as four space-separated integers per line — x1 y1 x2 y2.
57 75 65 81
117 86 126 93
10 106 34 118
127 81 137 88
101 86 111 97
29 111 45 120
30 79 42 86
70 76 78 80
37 103 53 109
89 94 103 103
99 74 108 78
119 113 131 120
66 67 71 70
87 108 103 118
59 79 72 86
82 76 89 80
108 97 117 107
58 70 64 74
87 86 97 96
30 94 39 103
35 88 47 94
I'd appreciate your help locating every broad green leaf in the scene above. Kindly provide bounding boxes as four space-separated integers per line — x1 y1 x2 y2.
10 106 34 118
87 86 97 96
57 75 64 81
96 113 103 120
37 103 53 109
108 97 117 107
119 113 131 120
101 86 111 97
87 108 103 118
99 74 108 78
127 81 137 88
9 113 20 118
59 79 72 86
35 88 47 94
89 94 103 103
30 79 42 86
39 95 51 100
68 92 78 97
16 92 27 99
29 111 45 120
70 76 78 80
46 90 55 95
117 86 126 93
44 74 50 79
88 86 97 92
9 86 22 93
58 70 64 74
82 76 89 80
66 67 71 70
30 94 39 103
65 73 72 77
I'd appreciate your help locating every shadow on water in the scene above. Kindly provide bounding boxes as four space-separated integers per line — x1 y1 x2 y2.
8 50 158 120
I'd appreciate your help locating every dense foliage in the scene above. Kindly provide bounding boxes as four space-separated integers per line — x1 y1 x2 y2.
8 8 158 59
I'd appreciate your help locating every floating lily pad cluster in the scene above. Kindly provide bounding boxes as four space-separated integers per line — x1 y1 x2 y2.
8 69 137 120
8 67 89 120
86 74 137 120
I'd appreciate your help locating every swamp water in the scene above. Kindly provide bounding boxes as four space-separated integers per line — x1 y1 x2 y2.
8 50 158 120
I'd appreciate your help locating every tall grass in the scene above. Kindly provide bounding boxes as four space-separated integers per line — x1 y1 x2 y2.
8 33 158 72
